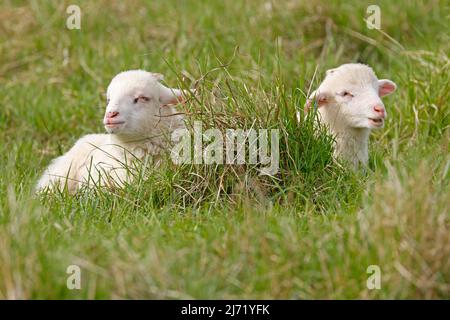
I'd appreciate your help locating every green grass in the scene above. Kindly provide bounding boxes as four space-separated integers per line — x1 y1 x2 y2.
0 0 449 299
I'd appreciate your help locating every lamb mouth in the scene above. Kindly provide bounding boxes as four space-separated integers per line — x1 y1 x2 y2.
368 118 384 126
105 121 125 127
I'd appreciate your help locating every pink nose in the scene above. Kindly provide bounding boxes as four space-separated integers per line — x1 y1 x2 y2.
373 104 385 117
106 111 119 119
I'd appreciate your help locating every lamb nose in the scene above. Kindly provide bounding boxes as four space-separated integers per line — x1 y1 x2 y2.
373 105 385 117
106 111 119 119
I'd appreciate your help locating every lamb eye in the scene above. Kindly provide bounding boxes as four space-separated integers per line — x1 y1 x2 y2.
106 98 110 104
339 91 354 97
134 96 150 104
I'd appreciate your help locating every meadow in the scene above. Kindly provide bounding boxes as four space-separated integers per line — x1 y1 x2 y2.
0 0 448 299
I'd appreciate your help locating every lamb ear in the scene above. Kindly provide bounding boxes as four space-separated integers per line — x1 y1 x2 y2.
378 79 397 97
151 73 164 81
326 68 336 76
159 86 195 105
304 90 331 113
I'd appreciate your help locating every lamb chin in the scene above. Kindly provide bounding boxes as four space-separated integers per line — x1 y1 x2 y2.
105 126 121 134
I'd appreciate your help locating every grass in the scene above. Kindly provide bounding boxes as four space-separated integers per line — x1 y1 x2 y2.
0 0 449 299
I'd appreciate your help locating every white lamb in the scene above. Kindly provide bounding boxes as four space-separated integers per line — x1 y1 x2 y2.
37 70 191 193
305 63 397 168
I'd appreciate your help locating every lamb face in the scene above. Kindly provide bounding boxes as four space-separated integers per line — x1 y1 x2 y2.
308 64 397 130
305 63 397 167
37 70 189 193
104 70 185 137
